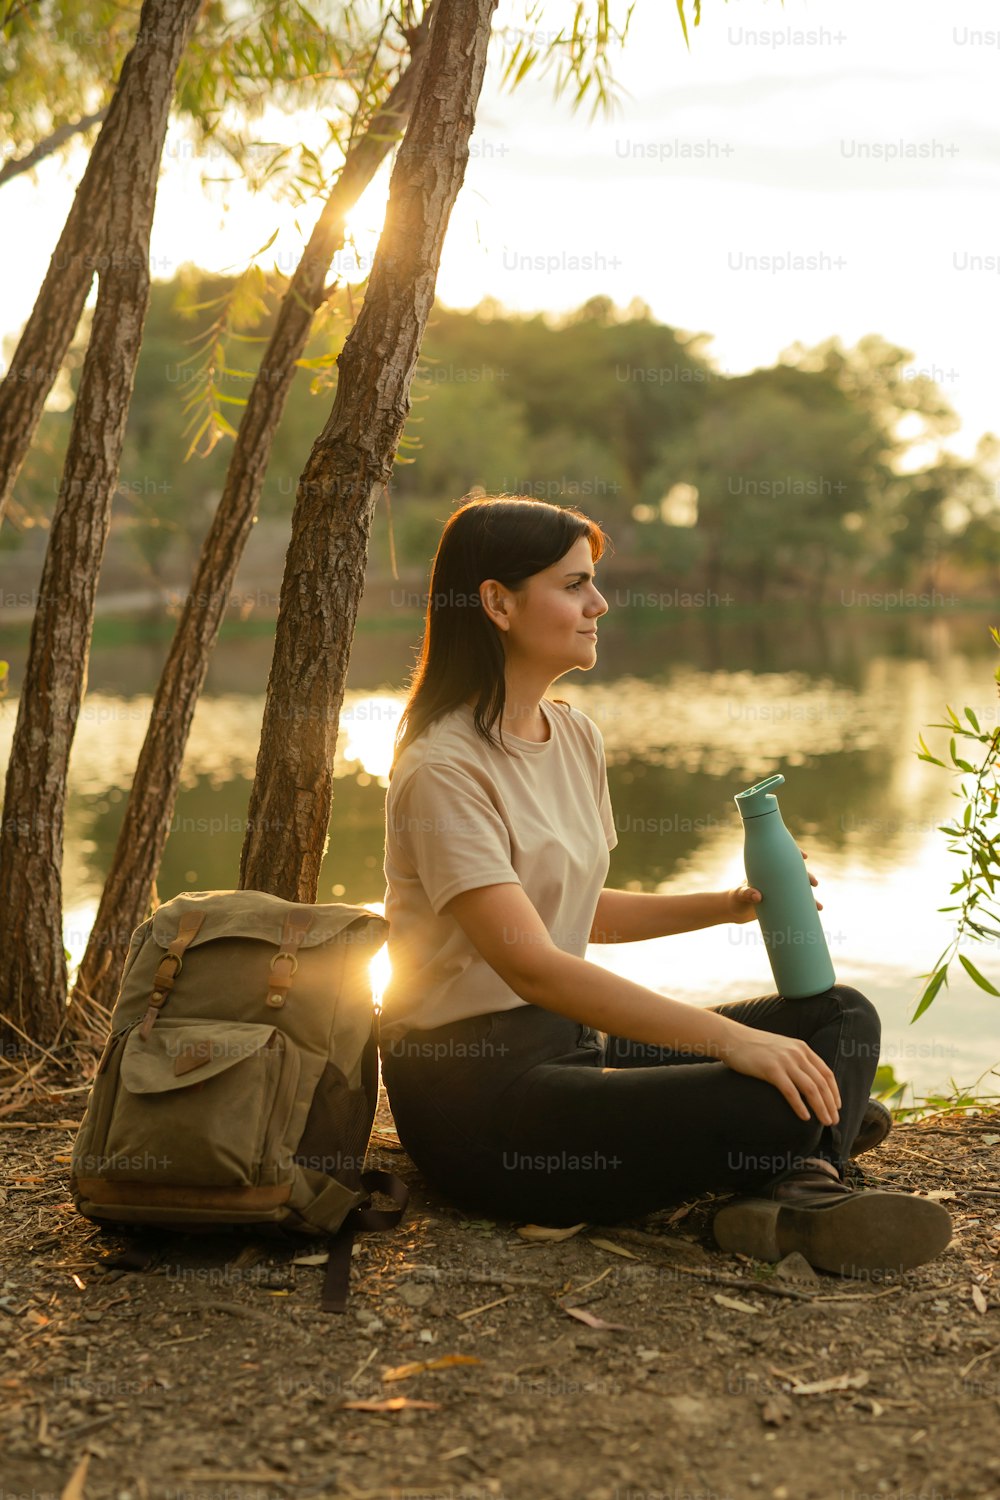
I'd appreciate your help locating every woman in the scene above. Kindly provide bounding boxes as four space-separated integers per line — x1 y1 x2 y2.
379 496 952 1276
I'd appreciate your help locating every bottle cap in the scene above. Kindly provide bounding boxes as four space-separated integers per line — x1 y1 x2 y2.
734 773 785 820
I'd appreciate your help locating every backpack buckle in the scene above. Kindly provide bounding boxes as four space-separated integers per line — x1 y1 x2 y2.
265 914 313 1008
138 913 205 1038
266 951 299 1008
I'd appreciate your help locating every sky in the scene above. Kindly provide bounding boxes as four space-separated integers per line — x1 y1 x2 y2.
2 0 999 462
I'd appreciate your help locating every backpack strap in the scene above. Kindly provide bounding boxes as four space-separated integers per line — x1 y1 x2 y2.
321 1169 410 1313
137 912 205 1039
266 912 314 1008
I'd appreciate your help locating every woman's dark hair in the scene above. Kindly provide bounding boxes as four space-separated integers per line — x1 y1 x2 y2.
390 495 611 774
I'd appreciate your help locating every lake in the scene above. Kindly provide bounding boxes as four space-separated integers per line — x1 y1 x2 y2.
2 599 998 1106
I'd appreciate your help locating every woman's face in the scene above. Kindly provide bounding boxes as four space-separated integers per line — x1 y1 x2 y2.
486 535 609 673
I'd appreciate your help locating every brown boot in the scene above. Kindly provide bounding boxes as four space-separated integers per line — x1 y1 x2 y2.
849 1098 893 1157
712 1158 952 1276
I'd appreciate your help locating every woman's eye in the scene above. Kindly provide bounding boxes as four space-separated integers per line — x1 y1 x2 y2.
568 581 582 590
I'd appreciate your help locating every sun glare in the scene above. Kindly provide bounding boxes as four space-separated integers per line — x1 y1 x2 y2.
338 694 403 781
339 172 392 286
366 919 391 1014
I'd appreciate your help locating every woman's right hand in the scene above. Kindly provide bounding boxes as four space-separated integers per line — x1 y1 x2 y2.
719 1025 841 1126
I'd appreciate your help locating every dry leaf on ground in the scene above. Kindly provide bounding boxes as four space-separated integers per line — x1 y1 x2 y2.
588 1237 640 1260
60 1454 90 1500
383 1354 483 1382
559 1304 627 1331
791 1370 869 1396
712 1293 762 1315
516 1223 586 1242
341 1397 441 1412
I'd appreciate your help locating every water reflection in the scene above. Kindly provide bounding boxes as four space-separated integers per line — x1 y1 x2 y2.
1 610 997 1101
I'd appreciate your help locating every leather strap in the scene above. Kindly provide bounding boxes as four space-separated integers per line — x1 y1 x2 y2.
761 1155 853 1204
138 912 205 1039
98 1242 159 1273
92 1169 409 1314
266 912 314 1008
321 1170 410 1313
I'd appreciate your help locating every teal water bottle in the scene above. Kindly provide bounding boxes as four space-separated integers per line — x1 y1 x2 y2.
734 774 836 999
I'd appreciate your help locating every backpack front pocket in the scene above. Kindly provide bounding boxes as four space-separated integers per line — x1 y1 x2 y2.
99 1019 301 1188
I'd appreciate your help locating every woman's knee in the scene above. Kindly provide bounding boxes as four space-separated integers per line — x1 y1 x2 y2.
827 983 881 1060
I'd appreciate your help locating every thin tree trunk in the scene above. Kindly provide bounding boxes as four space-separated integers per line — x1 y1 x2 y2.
0 108 109 189
0 0 204 1048
0 3 208 524
240 0 498 900
72 19 434 1012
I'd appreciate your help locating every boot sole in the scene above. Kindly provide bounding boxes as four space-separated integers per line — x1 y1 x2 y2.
712 1190 953 1276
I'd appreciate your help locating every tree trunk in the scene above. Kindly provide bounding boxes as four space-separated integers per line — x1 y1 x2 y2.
0 0 204 1049
0 0 208 526
240 0 498 900
71 22 434 1013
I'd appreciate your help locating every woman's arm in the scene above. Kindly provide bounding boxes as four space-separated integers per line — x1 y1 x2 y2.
442 881 840 1124
589 854 821 942
589 888 743 943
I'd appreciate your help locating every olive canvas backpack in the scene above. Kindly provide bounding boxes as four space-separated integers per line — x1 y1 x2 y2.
70 889 407 1310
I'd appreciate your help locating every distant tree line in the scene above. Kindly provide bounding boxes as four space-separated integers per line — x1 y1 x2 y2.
7 279 998 602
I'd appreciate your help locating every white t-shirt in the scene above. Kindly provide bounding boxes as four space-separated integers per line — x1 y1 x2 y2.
380 697 617 1042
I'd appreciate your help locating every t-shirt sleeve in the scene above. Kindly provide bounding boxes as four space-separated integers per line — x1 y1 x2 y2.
390 763 523 916
596 733 617 851
573 706 617 852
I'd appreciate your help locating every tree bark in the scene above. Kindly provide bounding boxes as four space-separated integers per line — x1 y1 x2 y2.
0 4 211 525
0 108 109 190
239 0 498 900
0 0 204 1049
71 19 434 1013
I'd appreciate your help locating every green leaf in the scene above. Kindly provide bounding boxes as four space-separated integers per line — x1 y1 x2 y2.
183 413 214 461
514 46 538 87
872 1062 906 1106
965 706 981 732
912 964 948 1021
958 952 1000 996
500 39 525 89
917 732 946 768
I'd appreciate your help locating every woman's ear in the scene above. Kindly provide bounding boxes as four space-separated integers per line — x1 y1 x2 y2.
479 580 511 631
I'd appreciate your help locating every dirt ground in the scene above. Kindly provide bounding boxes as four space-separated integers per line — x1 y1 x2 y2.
2 1081 1000 1500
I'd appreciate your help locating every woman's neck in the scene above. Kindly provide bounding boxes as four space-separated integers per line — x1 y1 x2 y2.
463 691 550 742
500 678 554 741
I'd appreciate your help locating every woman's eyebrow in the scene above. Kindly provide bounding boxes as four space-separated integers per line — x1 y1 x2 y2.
562 570 595 581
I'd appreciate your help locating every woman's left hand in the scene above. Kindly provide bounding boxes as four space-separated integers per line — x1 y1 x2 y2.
726 884 763 924
726 848 822 924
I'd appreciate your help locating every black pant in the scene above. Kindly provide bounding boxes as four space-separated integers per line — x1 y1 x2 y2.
379 985 881 1227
